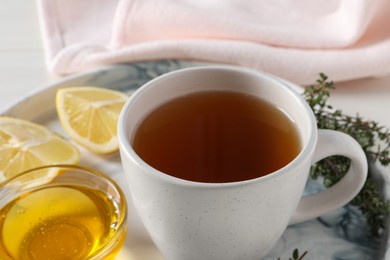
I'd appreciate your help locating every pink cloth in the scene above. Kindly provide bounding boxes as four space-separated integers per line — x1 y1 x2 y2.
37 0 390 85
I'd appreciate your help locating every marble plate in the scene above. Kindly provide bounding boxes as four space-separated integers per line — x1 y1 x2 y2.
1 60 389 260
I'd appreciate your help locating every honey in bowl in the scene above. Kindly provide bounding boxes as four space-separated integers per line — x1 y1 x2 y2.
0 165 127 260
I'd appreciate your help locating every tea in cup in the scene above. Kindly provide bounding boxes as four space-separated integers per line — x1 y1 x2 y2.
0 165 127 260
118 66 367 259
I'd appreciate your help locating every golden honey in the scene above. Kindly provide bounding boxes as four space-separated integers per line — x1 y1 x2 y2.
0 185 125 260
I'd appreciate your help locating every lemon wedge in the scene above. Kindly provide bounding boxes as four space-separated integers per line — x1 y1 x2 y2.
0 117 80 182
56 86 128 154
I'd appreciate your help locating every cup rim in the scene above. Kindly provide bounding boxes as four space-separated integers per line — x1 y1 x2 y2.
118 65 317 187
0 164 128 260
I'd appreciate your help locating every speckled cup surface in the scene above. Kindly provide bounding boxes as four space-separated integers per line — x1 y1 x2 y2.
118 66 368 260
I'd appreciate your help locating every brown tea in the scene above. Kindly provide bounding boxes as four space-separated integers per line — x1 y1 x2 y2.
133 90 301 183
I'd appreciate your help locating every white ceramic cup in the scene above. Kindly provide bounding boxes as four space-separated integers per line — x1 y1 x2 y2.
118 66 367 260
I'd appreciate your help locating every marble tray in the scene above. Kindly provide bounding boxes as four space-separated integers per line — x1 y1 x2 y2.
1 60 389 260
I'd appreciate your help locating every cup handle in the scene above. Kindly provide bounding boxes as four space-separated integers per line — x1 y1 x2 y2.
289 129 368 225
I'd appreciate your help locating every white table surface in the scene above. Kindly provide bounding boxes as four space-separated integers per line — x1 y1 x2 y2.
1 1 390 259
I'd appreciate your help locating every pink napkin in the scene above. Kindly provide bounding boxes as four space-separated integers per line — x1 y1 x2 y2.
37 0 390 85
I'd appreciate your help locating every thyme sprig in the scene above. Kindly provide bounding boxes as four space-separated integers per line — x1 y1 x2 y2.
303 73 390 237
278 249 308 260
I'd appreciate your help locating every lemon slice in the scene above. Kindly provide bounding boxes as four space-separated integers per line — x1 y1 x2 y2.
0 117 80 182
56 86 128 154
